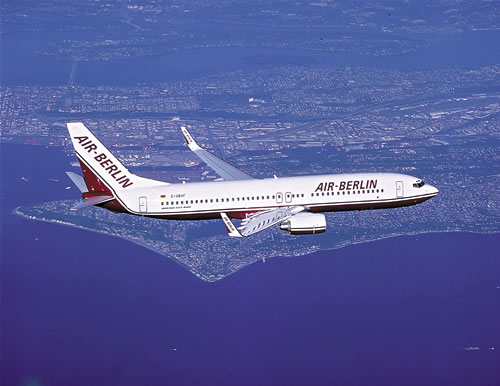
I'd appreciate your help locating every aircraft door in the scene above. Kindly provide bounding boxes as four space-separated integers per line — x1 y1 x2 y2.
139 196 148 212
276 192 283 204
396 181 404 198
285 192 292 203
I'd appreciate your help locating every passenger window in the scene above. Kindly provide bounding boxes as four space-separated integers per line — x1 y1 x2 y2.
267 196 270 199
176 201 179 205
210 199 213 203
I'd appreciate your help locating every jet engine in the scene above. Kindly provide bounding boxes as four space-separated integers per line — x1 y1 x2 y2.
279 212 326 235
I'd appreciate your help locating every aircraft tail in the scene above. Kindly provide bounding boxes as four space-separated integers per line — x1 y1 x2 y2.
67 122 165 194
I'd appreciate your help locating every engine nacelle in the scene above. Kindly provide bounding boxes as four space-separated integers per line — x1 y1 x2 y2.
280 212 326 235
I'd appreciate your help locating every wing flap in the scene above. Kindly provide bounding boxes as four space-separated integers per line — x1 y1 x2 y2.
181 126 254 181
235 206 306 237
220 213 243 238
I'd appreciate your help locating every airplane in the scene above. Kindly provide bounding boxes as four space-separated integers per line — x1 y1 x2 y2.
65 122 439 237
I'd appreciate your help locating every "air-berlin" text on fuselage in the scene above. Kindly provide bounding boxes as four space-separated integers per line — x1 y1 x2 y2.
315 179 377 192
74 136 133 188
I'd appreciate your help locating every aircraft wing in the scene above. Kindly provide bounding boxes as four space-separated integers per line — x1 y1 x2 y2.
221 206 306 237
181 126 254 181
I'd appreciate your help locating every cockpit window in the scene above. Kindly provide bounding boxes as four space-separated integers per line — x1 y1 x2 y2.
413 179 425 188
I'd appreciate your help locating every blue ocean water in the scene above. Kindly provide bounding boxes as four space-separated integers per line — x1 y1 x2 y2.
2 11 500 384
2 29 500 86
1 146 499 386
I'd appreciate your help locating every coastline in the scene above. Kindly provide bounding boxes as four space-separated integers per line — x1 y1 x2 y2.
12 203 500 282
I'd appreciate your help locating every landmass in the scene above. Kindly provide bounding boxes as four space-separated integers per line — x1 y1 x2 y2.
2 0 499 281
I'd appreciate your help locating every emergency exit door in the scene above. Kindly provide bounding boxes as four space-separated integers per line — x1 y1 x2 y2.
276 192 283 204
396 181 404 198
139 196 148 212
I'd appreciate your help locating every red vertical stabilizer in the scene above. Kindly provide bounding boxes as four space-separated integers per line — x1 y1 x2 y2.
78 159 111 194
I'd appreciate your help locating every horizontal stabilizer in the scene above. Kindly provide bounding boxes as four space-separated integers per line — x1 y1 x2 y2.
71 195 114 211
66 171 88 193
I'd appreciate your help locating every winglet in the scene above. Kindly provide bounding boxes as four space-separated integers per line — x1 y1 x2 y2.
180 126 201 151
179 125 254 181
221 213 244 238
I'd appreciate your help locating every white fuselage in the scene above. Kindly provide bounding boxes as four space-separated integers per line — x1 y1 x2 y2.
113 172 438 220
67 122 439 237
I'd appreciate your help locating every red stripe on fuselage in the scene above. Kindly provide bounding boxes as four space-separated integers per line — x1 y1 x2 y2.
141 194 436 221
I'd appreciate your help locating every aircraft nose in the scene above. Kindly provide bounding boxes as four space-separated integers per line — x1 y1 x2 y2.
428 185 439 196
